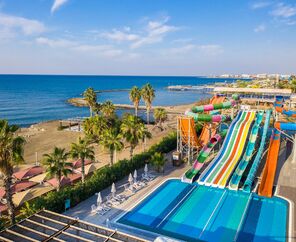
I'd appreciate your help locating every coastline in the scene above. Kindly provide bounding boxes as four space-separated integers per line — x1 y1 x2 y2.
67 97 197 113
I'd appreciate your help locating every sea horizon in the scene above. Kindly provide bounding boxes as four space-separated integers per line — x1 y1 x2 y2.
0 75 236 127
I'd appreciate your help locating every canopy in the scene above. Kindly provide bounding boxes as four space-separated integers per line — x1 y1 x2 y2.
12 184 54 207
71 159 93 169
0 181 37 199
76 164 96 175
29 173 48 183
13 166 43 180
46 173 82 188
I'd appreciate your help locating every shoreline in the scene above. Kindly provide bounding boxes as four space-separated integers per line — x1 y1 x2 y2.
67 97 196 113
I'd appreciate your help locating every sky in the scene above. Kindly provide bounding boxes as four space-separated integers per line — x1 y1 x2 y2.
0 0 295 76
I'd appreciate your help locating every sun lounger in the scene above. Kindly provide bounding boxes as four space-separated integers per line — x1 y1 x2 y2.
124 184 136 193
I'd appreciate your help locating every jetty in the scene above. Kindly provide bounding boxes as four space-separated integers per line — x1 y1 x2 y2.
167 85 214 92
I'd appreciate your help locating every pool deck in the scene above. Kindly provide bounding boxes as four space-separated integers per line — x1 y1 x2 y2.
64 161 188 229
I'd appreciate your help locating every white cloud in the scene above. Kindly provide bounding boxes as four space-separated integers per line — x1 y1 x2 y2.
35 36 125 58
0 13 46 36
251 1 271 10
131 16 179 49
51 0 68 13
36 37 76 48
271 3 296 18
101 29 140 42
254 24 266 32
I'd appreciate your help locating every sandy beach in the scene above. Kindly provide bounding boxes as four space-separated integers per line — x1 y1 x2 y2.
15 102 196 173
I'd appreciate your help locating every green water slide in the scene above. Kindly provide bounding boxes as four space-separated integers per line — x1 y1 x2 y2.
242 110 271 192
228 111 264 190
182 130 227 183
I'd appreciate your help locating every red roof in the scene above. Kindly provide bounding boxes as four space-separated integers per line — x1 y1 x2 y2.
0 181 37 199
71 159 92 169
13 166 44 180
46 173 82 188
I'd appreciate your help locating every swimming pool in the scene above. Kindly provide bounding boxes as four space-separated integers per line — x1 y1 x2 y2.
118 179 288 241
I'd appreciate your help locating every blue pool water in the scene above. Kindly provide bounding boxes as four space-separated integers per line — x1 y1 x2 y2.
118 179 288 242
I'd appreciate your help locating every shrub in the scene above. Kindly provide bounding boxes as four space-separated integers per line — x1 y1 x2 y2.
17 132 177 216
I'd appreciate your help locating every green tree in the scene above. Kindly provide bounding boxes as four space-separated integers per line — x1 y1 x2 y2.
236 80 248 88
83 87 97 117
42 147 73 191
100 128 123 166
151 152 166 173
83 115 108 142
70 138 95 183
121 114 151 159
20 202 37 218
141 83 155 124
153 108 168 129
129 86 142 117
0 120 26 224
291 78 296 93
101 100 115 118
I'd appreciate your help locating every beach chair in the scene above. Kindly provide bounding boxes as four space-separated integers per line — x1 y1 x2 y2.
124 183 136 194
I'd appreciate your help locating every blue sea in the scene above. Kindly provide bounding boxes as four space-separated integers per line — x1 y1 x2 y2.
0 75 236 127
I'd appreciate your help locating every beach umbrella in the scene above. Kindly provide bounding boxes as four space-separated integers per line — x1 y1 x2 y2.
111 183 116 197
97 192 103 206
144 164 148 175
133 170 137 182
128 173 133 185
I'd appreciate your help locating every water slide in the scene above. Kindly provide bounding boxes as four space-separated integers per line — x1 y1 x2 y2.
178 117 199 148
198 111 256 188
182 133 222 183
258 129 281 197
198 111 243 185
199 95 226 147
191 100 236 113
185 111 229 123
229 111 264 190
258 95 296 197
243 110 271 192
275 96 296 117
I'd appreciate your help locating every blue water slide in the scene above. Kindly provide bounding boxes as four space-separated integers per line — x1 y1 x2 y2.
243 110 271 192
229 111 264 190
275 122 296 131
198 111 242 184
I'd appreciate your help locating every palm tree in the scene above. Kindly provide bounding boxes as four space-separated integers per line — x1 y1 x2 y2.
151 152 165 173
153 108 168 129
141 83 155 124
83 115 108 142
42 147 73 191
100 128 123 166
70 138 95 183
101 100 115 118
0 120 25 224
129 86 142 116
121 114 151 159
83 87 97 117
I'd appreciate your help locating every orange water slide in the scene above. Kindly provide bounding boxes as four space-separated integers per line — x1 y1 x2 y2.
199 96 226 146
178 117 199 148
258 129 281 197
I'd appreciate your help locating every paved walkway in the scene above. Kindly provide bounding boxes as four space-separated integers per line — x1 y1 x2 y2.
64 161 188 227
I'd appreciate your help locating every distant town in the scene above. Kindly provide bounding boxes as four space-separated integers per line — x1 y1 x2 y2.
212 73 293 79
